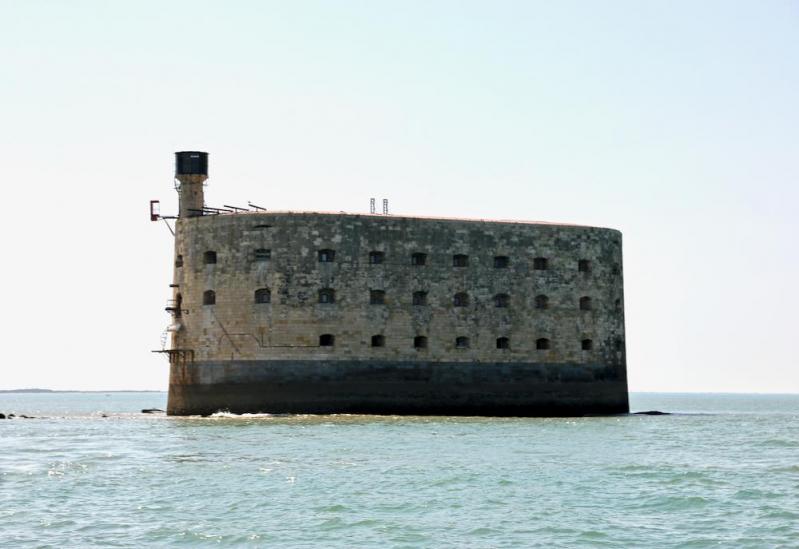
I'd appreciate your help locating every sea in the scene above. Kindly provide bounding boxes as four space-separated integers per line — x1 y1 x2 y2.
0 392 797 548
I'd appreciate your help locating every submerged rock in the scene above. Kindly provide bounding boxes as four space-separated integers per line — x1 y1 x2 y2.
0 413 41 419
633 410 671 416
141 408 165 414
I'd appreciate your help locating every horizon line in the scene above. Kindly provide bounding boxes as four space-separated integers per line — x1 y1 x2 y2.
2 388 798 396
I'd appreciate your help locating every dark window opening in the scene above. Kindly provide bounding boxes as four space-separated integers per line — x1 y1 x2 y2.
453 254 469 267
612 263 621 275
578 259 591 273
254 288 271 304
535 295 549 309
582 339 593 351
319 334 335 347
174 293 182 318
453 292 469 307
371 334 385 347
533 257 548 270
411 253 427 266
494 256 509 268
412 291 428 306
255 248 271 261
318 249 335 262
203 290 216 305
370 290 385 305
369 251 385 264
414 336 428 349
615 298 621 310
615 338 624 351
175 255 183 268
455 336 470 349
496 337 510 350
536 338 550 350
494 293 510 308
579 296 592 311
319 288 336 304
204 251 217 265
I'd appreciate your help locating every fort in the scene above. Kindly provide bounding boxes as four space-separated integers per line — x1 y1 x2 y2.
157 152 629 416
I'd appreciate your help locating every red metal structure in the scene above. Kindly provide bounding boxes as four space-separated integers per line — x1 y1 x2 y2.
150 200 160 221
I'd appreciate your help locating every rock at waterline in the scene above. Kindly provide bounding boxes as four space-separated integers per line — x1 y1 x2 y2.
0 413 5 419
633 410 671 416
141 408 165 414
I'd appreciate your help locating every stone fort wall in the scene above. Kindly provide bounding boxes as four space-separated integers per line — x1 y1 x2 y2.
169 212 626 369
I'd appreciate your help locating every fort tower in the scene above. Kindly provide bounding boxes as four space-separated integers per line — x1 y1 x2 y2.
175 151 208 218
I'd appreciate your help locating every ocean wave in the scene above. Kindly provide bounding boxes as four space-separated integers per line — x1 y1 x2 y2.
207 411 278 419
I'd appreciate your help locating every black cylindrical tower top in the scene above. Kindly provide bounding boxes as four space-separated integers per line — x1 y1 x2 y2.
175 151 209 176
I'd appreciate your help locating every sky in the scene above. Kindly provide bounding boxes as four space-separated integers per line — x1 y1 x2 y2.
0 1 797 392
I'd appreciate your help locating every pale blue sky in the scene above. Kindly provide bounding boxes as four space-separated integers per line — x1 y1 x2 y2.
1 1 797 391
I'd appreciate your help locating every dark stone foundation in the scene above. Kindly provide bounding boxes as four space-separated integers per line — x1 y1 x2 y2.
167 360 629 416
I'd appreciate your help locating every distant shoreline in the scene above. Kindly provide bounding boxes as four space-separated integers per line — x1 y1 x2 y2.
1 389 796 395
0 389 165 393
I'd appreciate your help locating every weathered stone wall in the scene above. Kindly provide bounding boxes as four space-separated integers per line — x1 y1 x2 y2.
170 212 626 368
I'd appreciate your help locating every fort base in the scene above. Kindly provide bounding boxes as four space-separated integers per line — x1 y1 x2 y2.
167 360 629 417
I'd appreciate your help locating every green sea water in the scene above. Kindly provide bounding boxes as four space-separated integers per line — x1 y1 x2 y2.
1 393 797 548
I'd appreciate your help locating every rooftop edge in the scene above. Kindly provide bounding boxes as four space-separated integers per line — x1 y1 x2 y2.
189 210 619 232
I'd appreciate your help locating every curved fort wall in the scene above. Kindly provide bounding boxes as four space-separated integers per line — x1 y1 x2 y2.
167 210 628 415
